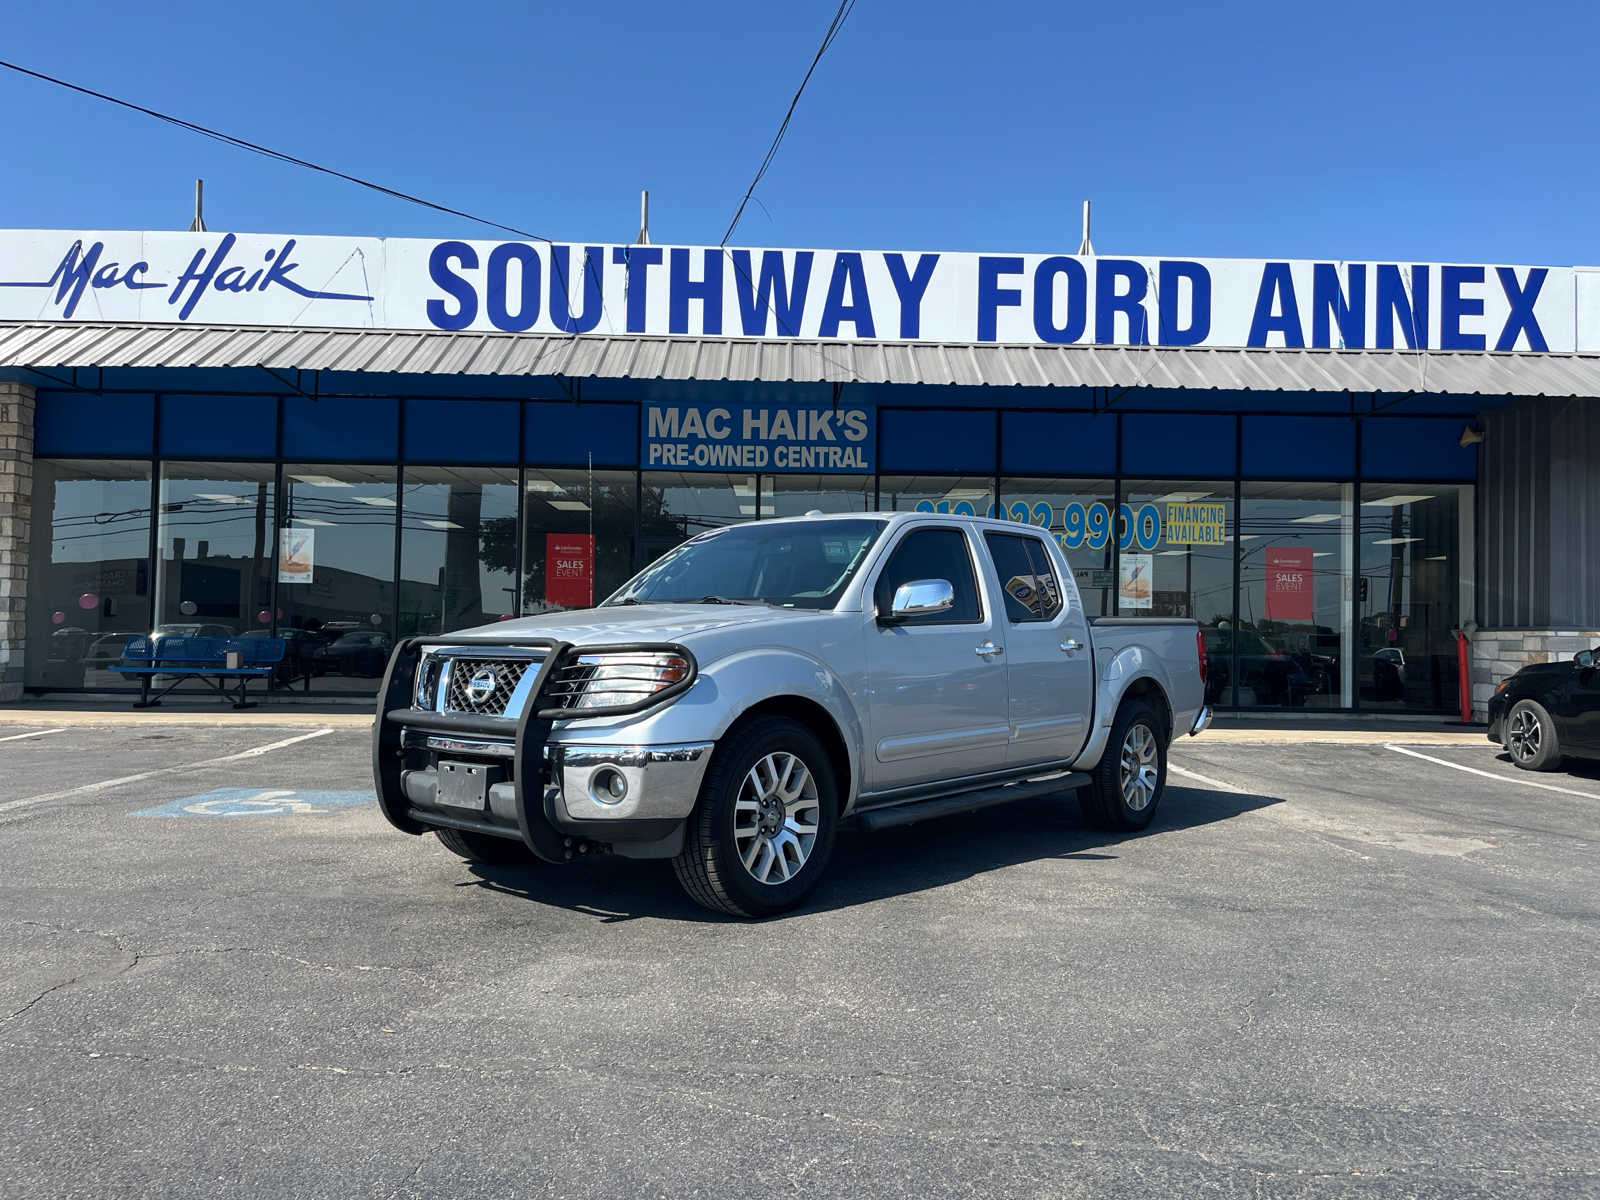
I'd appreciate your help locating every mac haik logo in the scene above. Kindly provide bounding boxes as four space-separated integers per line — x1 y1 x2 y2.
0 233 374 320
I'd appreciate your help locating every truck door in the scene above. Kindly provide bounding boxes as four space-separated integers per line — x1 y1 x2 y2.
980 530 1095 767
863 525 1011 794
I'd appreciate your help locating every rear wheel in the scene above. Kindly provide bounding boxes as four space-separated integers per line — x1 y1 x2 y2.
1082 700 1167 831
1506 699 1562 772
435 826 537 866
673 717 838 918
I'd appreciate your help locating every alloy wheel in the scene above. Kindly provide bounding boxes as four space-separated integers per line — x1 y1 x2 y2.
733 752 821 885
1508 708 1540 764
1119 722 1159 812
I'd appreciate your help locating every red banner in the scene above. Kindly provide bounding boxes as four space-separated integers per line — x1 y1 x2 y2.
1265 546 1314 621
545 533 595 608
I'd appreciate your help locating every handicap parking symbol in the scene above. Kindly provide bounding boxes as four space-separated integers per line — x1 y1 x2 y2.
134 788 374 818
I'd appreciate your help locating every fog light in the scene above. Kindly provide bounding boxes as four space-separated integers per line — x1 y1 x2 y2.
590 766 629 806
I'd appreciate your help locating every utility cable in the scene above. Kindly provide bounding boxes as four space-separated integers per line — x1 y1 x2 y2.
720 0 858 247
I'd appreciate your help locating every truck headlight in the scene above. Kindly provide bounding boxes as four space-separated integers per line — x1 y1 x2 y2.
542 649 694 715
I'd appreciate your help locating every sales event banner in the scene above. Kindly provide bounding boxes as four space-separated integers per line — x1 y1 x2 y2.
545 533 594 608
643 401 873 473
1265 546 1315 621
3 229 1599 352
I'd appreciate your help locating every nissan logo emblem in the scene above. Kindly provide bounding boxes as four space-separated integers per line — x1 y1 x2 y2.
465 668 498 705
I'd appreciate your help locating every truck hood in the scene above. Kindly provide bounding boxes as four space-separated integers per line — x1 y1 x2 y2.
436 603 809 649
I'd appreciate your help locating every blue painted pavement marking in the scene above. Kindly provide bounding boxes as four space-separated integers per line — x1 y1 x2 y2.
133 788 375 818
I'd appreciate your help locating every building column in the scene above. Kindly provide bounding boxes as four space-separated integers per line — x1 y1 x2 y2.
0 382 36 703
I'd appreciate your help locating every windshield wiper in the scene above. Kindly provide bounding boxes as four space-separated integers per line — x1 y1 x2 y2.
696 595 758 605
606 597 641 606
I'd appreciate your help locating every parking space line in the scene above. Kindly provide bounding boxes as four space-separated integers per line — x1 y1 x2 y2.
1385 743 1600 801
0 728 337 816
0 728 66 743
1169 763 1244 792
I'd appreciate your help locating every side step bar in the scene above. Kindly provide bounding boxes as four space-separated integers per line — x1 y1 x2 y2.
855 771 1092 833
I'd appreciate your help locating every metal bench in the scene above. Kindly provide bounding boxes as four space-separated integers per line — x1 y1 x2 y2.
117 635 286 709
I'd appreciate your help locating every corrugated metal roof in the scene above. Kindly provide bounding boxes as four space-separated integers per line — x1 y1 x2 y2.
1 319 1598 396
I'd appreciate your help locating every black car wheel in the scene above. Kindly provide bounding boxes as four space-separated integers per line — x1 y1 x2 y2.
435 827 538 866
1506 699 1562 772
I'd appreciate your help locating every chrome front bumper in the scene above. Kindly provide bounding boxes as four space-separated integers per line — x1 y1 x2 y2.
1188 706 1213 736
551 741 715 823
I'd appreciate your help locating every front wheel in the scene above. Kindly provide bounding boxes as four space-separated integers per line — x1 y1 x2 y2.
1082 700 1168 831
672 717 838 918
1506 699 1563 772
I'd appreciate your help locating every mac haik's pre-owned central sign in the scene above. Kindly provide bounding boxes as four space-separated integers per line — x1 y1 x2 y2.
2 229 1597 351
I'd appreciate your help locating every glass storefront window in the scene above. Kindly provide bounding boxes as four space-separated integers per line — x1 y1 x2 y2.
26 460 153 690
878 475 995 517
1120 481 1234 702
155 464 275 637
400 467 518 634
523 468 637 613
999 477 1116 617
763 474 873 517
153 464 278 692
638 472 756 572
1237 483 1353 708
1358 485 1469 711
279 465 398 690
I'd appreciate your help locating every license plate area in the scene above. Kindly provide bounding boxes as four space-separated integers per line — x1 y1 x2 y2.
437 760 498 810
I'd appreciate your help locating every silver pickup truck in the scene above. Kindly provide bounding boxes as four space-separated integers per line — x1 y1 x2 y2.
373 512 1211 917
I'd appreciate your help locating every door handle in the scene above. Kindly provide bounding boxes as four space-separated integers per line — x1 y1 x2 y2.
975 640 1003 659
1060 639 1082 654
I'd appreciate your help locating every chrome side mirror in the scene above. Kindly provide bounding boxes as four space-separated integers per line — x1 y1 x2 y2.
885 578 954 623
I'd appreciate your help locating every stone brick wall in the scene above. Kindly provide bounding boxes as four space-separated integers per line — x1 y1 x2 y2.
1470 628 1600 721
0 382 35 702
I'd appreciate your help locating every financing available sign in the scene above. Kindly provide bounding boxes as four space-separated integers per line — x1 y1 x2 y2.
2 229 1599 352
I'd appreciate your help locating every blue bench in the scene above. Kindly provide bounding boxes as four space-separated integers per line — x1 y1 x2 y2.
117 636 286 709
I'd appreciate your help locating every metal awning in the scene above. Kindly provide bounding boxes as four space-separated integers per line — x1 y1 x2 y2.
1 319 1597 397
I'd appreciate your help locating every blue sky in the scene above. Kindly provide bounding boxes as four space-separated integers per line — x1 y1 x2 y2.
2 1 1594 264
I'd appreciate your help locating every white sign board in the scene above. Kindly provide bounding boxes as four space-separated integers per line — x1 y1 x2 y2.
0 228 1590 352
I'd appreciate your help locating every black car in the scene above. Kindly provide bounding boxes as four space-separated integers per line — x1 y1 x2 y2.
1487 647 1600 771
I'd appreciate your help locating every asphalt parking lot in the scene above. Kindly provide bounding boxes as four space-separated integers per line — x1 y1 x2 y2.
1 721 1596 1198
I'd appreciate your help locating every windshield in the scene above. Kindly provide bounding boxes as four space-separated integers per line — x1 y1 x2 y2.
604 519 887 610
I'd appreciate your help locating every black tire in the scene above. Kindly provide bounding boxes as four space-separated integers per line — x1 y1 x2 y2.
1081 700 1168 832
673 717 839 918
435 826 538 866
1506 699 1563 772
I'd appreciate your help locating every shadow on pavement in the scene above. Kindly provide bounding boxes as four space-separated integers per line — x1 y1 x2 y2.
463 781 1285 924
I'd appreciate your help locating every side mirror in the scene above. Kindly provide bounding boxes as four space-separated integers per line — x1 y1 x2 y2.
884 578 954 624
1576 649 1594 669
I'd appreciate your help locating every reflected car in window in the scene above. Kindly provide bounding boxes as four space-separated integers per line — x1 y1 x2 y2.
314 631 395 678
1200 626 1315 707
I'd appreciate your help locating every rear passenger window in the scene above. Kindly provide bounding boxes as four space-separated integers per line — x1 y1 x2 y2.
875 528 983 624
984 532 1064 622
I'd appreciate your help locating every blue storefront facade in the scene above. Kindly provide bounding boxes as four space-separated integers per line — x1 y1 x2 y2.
2 229 1596 715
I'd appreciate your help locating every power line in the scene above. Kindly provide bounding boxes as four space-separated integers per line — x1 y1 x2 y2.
0 57 621 334
720 0 858 247
0 58 550 243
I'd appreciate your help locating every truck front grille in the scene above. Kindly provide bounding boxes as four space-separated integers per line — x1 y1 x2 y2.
442 658 533 717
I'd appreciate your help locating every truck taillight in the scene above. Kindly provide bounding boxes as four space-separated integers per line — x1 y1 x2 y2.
1196 630 1207 685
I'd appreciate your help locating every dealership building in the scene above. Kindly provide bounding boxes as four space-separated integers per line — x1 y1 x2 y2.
1 228 1597 717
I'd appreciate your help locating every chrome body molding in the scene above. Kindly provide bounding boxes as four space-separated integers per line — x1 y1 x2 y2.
416 734 517 759
1189 706 1213 737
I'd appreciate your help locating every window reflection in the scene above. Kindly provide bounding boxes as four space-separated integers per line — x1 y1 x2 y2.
278 465 397 691
637 472 756 575
763 474 872 517
26 460 152 690
1236 483 1353 709
400 467 518 634
1359 486 1468 710
523 469 636 613
878 475 994 517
